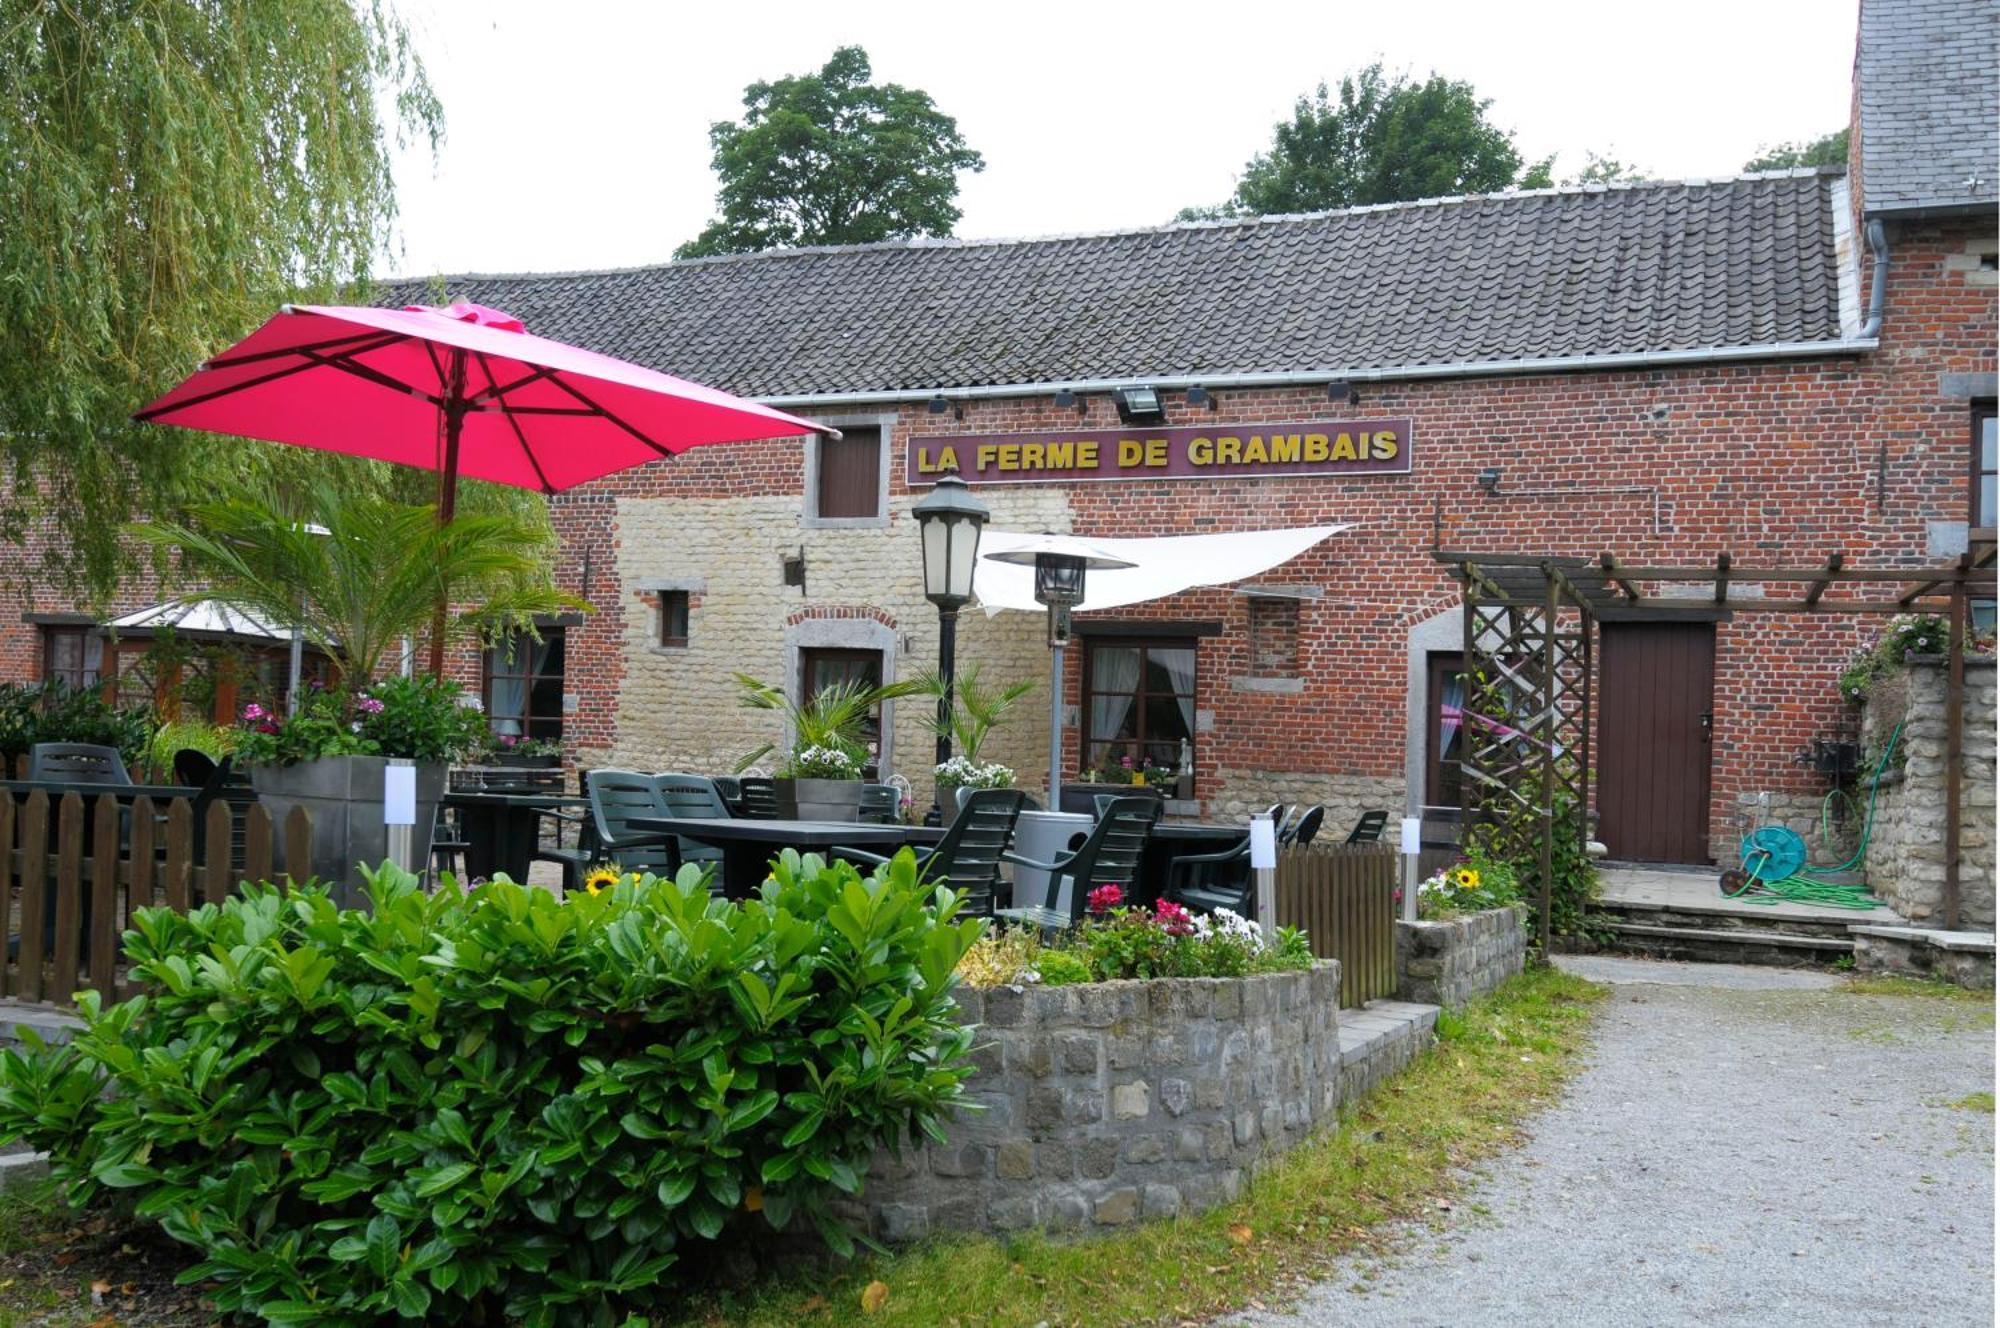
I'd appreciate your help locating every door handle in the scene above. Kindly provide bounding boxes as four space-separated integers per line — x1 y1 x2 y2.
1699 711 1712 742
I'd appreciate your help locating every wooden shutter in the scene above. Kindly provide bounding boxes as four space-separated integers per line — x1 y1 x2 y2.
816 427 882 519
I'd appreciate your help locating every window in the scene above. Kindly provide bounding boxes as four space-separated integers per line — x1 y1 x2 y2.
658 590 689 648
812 425 883 520
484 627 565 742
1246 597 1301 676
41 627 103 694
1082 640 1197 776
799 648 883 772
1425 652 1467 810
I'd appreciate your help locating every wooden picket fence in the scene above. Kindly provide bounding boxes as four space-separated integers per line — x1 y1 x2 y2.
1274 843 1399 1007
0 790 311 1008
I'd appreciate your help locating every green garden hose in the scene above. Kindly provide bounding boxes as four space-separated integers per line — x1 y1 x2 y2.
1722 719 1903 909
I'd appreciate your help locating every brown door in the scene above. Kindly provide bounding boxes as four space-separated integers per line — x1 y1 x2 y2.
1597 622 1715 863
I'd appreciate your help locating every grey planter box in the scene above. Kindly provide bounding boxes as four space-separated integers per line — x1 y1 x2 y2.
775 777 862 822
250 756 445 906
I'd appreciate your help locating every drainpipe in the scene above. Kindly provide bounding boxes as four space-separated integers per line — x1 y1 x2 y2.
1859 219 1889 339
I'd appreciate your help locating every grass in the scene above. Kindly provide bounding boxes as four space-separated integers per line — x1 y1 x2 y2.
1940 1091 1995 1114
667 965 1605 1328
1843 974 1995 1003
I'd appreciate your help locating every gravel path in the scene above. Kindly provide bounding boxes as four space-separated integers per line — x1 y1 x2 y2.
1235 955 1995 1328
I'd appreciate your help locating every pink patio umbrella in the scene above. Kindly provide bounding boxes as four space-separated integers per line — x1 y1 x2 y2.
136 300 835 672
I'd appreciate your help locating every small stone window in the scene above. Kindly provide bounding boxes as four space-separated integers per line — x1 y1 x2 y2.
658 590 690 648
1246 597 1301 677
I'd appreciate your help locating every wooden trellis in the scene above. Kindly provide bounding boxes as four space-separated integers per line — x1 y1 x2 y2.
1436 544 1998 945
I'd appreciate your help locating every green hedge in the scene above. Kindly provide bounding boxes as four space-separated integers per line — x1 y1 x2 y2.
0 852 982 1325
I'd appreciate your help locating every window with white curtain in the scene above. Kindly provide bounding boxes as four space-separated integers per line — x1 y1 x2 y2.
1083 639 1197 776
484 628 566 741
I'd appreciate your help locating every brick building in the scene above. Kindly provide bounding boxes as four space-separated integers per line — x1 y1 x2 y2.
5 0 1993 866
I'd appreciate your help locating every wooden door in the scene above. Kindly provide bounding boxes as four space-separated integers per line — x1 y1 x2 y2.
1597 622 1715 863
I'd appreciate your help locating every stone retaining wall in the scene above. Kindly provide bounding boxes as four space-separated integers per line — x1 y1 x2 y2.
1861 659 1997 928
852 963 1342 1240
1395 905 1529 1008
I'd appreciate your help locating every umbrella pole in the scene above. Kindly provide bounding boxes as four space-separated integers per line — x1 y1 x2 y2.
427 353 468 679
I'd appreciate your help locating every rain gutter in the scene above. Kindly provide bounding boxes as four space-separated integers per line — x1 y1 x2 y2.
756 338 1882 411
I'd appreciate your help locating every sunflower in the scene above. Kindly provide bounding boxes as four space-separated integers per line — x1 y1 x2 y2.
582 866 622 896
1451 867 1481 891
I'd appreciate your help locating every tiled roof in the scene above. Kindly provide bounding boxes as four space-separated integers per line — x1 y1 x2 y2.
380 171 1848 398
1856 0 1999 216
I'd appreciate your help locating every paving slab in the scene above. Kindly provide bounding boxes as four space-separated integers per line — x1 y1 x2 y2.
1235 954 1994 1327
1599 865 1903 926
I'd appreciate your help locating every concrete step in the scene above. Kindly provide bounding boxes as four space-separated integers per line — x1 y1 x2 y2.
1588 918 1854 968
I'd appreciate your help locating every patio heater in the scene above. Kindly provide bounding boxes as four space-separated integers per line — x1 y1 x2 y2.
984 534 1135 807
911 470 991 824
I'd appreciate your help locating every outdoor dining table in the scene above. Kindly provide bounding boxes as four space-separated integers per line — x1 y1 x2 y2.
628 816 942 899
441 790 586 883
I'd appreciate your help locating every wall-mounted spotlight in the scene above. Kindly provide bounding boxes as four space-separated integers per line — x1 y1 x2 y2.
1476 467 1503 493
1054 387 1087 414
1185 385 1218 410
927 393 964 421
1326 379 1357 405
1112 385 1167 425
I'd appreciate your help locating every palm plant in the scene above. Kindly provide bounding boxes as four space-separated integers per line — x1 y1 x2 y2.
131 479 580 698
912 662 1034 763
733 672 926 775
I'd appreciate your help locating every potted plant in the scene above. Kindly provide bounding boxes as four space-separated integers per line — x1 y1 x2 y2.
932 755 1018 819
914 663 1033 815
234 675 485 902
734 672 925 822
133 479 580 898
484 734 563 768
1060 754 1177 814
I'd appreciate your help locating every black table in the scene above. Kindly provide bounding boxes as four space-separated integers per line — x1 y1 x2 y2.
629 816 939 898
1142 822 1250 903
442 790 585 883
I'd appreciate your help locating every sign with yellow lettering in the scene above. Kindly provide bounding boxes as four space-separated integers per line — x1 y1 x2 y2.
906 419 1412 486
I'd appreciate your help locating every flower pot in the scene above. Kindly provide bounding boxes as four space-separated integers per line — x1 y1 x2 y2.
776 776 862 822
250 756 445 906
936 784 964 820
491 753 559 769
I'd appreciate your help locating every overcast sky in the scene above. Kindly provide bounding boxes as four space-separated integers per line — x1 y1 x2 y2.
385 0 1858 280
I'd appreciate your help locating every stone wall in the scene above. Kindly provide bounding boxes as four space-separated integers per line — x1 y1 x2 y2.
1861 658 1996 929
1395 905 1529 1008
852 964 1342 1239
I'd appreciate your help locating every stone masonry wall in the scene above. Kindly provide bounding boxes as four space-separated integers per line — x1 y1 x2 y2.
1861 658 1997 928
851 964 1342 1240
1395 905 1529 1008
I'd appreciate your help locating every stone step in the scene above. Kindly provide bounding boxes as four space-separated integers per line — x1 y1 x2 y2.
1592 897 1867 940
1590 919 1854 968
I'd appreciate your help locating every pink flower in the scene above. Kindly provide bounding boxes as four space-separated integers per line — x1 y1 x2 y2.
498 733 518 747
1153 898 1195 937
356 696 386 715
1087 883 1125 915
1120 755 1133 768
241 703 267 722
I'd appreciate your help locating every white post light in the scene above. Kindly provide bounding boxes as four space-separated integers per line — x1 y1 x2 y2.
1249 811 1279 930
1400 815 1423 922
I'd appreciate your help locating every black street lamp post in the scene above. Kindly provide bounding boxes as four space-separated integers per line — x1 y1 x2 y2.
912 469 990 824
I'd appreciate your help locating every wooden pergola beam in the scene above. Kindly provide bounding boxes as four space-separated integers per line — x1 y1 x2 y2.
1804 551 1845 607
1599 552 1643 601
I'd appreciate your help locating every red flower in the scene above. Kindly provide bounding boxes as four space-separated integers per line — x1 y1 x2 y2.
1153 898 1195 936
1087 883 1125 915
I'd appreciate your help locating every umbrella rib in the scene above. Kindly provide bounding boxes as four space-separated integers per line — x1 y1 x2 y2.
472 351 558 493
301 349 445 406
466 365 559 406
200 328 404 371
134 331 411 420
546 375 676 458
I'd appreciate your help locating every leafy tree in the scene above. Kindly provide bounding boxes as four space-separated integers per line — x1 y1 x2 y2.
677 47 985 259
1742 128 1849 172
129 480 578 690
1211 63 1548 216
1565 151 1648 186
0 1 444 601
